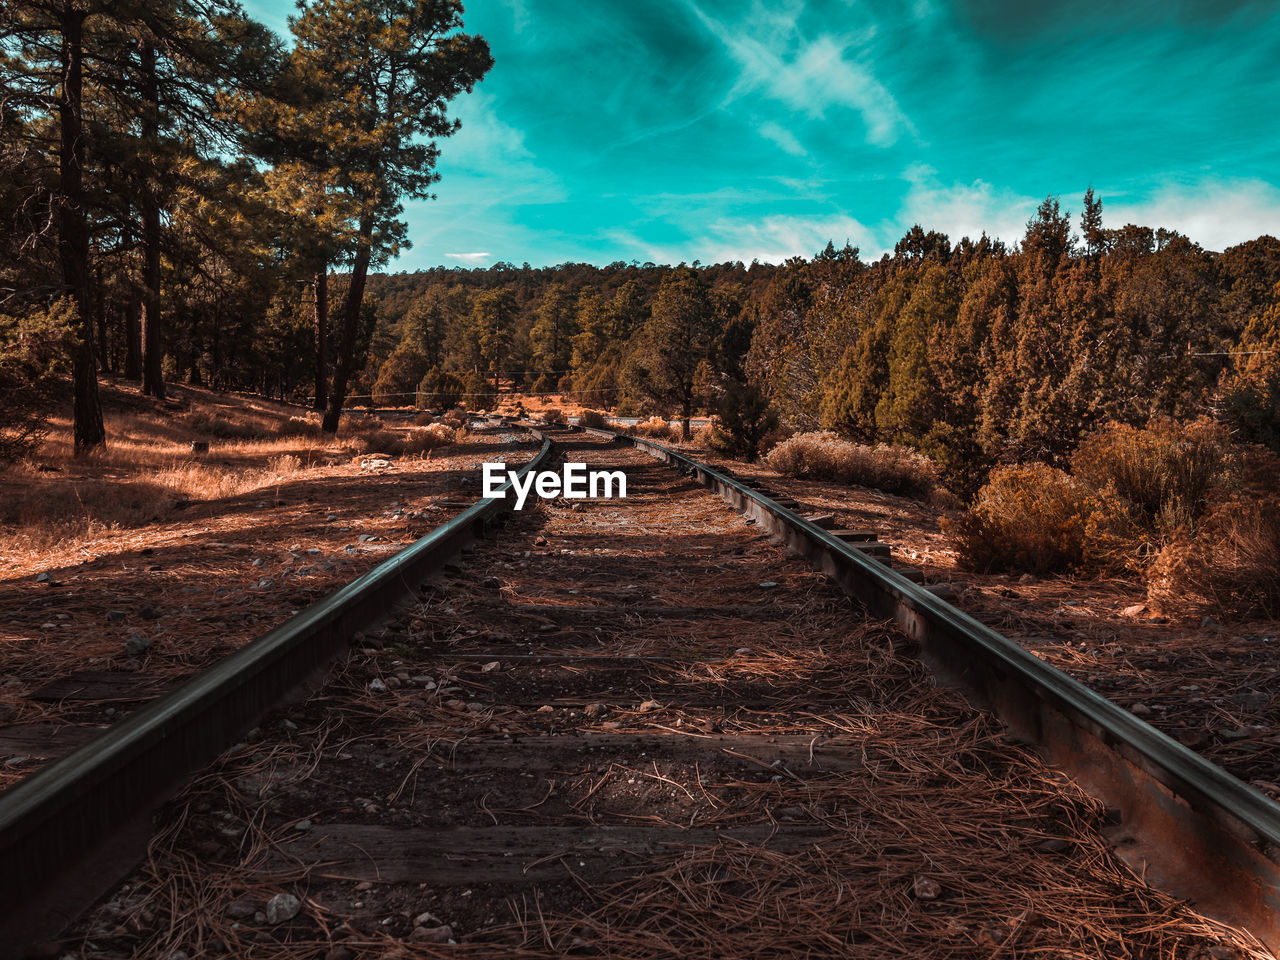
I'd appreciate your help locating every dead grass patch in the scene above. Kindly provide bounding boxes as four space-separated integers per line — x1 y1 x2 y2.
765 431 939 497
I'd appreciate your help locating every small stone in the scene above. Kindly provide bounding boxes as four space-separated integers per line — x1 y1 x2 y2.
1130 703 1153 717
465 701 486 713
1018 573 1035 583
281 719 298 731
1201 615 1223 632
106 610 126 623
1122 603 1147 618
252 558 264 567
225 901 257 920
292 820 312 832
368 679 388 694
584 702 607 717
40 622 57 630
35 572 51 583
139 605 161 620
411 925 453 943
385 676 402 689
1036 837 1071 853
537 705 554 714
358 534 379 542
483 576 501 588
912 875 942 900
307 547 321 555
758 581 778 589
638 700 661 713
264 892 301 924
326 514 339 522
446 699 467 711
922 583 957 602
481 660 501 673
125 634 150 657
414 911 441 926
324 947 355 960
355 881 374 891
538 624 556 632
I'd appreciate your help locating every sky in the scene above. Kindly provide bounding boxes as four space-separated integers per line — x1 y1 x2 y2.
243 0 1280 269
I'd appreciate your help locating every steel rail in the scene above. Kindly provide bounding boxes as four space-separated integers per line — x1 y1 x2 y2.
0 429 552 955
582 424 1280 949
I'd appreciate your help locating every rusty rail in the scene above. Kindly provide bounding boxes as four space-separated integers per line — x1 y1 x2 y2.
0 427 552 954
579 424 1280 949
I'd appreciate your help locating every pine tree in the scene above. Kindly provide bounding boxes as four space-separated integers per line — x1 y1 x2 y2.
288 0 492 433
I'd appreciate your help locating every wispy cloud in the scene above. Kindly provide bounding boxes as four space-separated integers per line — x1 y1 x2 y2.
682 0 912 147
758 120 807 157
446 252 492 263
694 213 875 265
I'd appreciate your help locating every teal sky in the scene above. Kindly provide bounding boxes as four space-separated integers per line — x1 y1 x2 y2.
244 0 1280 268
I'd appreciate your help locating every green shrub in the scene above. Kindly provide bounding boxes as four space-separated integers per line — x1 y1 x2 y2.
948 464 1138 575
713 381 777 461
416 366 464 410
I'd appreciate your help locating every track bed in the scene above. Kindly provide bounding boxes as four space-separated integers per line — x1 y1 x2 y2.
63 434 1266 958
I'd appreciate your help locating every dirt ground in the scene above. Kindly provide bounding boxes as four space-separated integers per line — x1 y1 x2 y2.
61 433 1267 959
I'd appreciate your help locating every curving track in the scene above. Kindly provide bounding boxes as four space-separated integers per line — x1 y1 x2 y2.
1 425 1278 957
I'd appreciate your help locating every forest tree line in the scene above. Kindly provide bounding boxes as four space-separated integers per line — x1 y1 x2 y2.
358 193 1280 496
0 0 491 453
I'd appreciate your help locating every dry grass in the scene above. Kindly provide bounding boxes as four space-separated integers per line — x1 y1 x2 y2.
0 384 461 560
765 431 939 497
577 409 609 429
630 415 678 441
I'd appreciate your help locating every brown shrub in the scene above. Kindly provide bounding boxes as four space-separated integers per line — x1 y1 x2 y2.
764 431 938 497
1071 418 1235 532
632 416 676 441
948 464 1139 576
577 409 609 429
1147 493 1280 618
440 408 469 430
541 407 565 424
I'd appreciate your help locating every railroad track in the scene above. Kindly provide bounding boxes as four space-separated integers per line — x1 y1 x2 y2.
0 424 1277 957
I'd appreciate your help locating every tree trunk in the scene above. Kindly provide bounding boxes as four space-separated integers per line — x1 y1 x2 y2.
681 394 692 441
138 40 164 400
313 269 328 411
322 219 373 433
124 298 141 380
59 8 105 453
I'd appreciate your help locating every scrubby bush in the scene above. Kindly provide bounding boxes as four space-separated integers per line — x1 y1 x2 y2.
1148 493 1280 618
440 407 469 430
948 464 1138 575
541 407 565 424
764 431 939 497
632 416 676 441
1071 418 1234 532
400 423 458 455
577 409 609 429
0 302 74 464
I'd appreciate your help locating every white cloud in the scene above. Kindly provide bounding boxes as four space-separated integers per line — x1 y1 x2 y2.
682 0 912 147
758 121 807 157
1105 178 1280 251
694 213 874 265
890 166 1036 251
446 252 492 263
